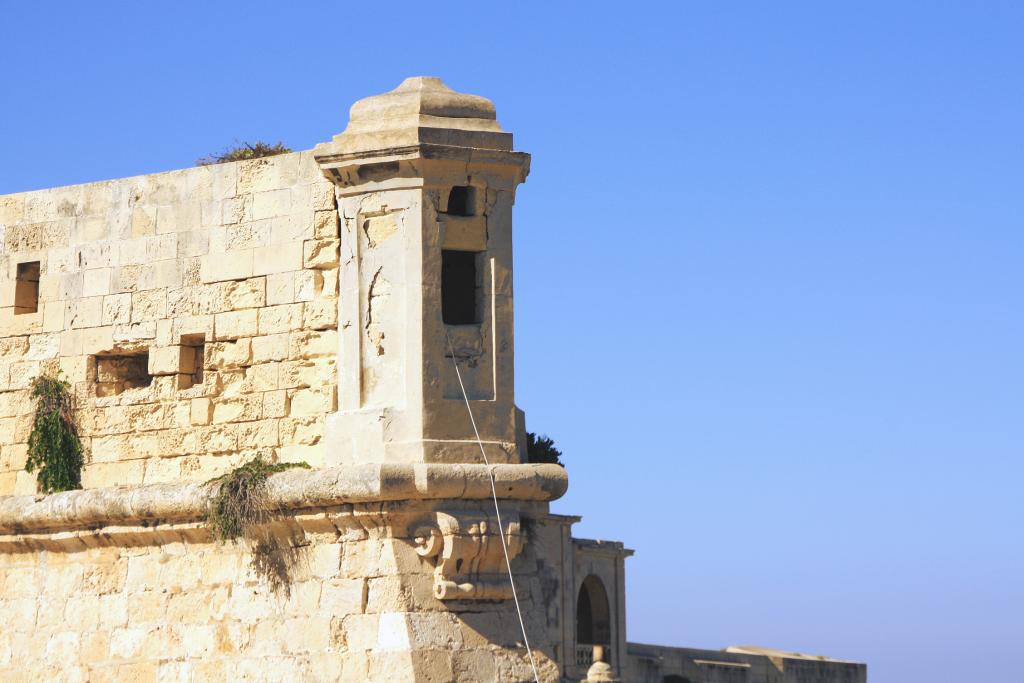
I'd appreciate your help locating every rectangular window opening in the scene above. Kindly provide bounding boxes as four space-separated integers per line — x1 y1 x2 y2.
181 334 206 388
14 261 40 314
442 250 482 325
94 349 153 397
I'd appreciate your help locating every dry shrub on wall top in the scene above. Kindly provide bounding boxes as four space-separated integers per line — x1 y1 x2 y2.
26 374 84 494
206 456 311 595
196 141 292 166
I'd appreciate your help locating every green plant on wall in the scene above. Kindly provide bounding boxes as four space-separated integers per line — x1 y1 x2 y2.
25 374 84 494
206 457 310 541
206 456 311 595
526 431 564 467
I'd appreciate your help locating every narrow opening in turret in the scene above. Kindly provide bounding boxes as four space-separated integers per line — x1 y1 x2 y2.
14 261 40 314
442 250 481 325
446 186 476 217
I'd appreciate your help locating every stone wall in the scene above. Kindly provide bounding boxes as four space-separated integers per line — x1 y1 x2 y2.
0 152 341 494
0 464 569 682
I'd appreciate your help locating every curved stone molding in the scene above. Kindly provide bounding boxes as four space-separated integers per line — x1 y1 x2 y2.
0 463 567 534
413 510 524 601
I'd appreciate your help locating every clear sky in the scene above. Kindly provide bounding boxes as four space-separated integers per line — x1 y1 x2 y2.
3 3 1022 681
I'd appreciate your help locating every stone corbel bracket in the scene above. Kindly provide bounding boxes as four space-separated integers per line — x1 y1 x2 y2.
413 509 524 601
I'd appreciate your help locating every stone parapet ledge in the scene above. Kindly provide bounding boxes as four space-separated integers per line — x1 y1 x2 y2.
0 463 567 535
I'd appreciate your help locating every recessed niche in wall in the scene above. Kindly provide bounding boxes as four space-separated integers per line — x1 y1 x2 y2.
442 249 481 325
94 350 153 397
445 186 476 217
14 261 40 314
180 334 206 389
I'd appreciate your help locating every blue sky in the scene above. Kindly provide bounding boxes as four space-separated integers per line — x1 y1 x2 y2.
3 3 1022 681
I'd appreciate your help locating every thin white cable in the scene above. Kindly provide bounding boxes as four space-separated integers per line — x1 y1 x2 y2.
445 330 541 683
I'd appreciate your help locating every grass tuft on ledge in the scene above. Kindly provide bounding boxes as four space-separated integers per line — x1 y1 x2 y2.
206 456 310 541
196 141 292 166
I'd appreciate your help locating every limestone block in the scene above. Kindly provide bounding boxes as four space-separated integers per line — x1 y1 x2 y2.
131 207 157 237
156 203 201 235
294 270 319 302
38 273 63 302
262 390 289 419
82 268 112 298
147 346 192 376
206 339 251 369
253 241 303 276
237 420 278 448
252 333 288 363
130 290 166 323
222 195 251 225
303 239 340 269
279 416 322 445
252 188 292 220
271 213 314 244
59 355 90 382
214 310 257 340
177 229 210 258
313 210 340 239
240 363 278 392
190 398 212 426
101 293 131 326
0 194 25 223
76 243 116 271
258 304 304 335
181 425 237 455
200 250 253 284
222 277 265 310
9 361 41 390
26 333 60 361
81 327 114 355
81 460 146 488
66 297 103 329
112 264 157 292
112 322 155 344
289 330 337 359
279 359 333 390
211 395 263 424
226 220 272 250
165 288 195 317
0 337 29 360
303 300 337 330
266 271 295 306
309 182 337 211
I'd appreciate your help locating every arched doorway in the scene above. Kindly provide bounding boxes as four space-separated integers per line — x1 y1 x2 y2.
576 575 611 665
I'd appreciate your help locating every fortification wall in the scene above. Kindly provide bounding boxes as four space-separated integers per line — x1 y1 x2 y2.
0 152 341 493
0 464 569 682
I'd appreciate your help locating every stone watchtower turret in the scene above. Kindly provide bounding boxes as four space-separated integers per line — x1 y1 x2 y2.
0 77 570 681
314 77 530 466
0 77 868 682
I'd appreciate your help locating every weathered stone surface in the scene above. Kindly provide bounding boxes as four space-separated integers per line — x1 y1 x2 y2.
0 463 567 534
0 77 865 683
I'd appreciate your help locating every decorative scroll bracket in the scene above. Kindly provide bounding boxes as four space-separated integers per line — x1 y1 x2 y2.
412 510 524 600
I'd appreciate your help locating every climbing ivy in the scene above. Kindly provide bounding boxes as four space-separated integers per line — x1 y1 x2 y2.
25 374 83 494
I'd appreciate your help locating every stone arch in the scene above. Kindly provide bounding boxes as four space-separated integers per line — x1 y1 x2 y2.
576 574 611 646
